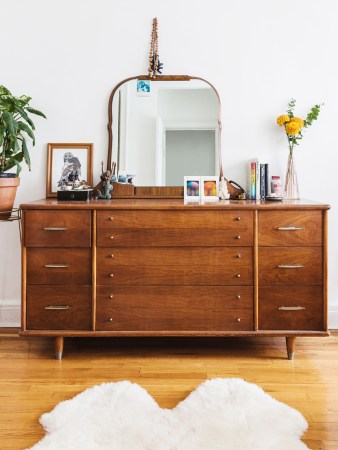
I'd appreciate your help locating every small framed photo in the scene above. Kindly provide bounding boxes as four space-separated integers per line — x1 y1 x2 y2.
137 79 151 96
184 176 201 201
46 143 93 197
201 176 219 201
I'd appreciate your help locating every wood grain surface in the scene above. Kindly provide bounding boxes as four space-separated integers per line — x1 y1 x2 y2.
0 330 337 450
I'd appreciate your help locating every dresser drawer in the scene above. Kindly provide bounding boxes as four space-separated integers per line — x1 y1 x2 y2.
96 286 253 331
97 247 253 285
97 210 253 247
258 247 322 285
97 228 253 247
97 210 253 229
27 248 91 285
259 286 323 330
26 285 91 330
24 210 91 247
258 211 322 246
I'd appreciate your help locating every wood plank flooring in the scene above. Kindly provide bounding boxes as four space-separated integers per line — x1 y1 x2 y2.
0 329 337 450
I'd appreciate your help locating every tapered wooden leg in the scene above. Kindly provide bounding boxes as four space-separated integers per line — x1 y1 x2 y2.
286 336 296 360
55 336 64 360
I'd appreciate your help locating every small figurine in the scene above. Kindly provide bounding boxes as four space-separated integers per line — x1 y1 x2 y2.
96 162 113 199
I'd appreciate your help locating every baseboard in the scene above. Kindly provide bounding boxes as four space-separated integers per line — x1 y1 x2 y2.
328 306 338 330
0 304 20 327
1 304 338 329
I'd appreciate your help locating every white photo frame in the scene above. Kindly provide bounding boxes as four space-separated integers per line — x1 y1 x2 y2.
201 176 219 201
184 176 201 201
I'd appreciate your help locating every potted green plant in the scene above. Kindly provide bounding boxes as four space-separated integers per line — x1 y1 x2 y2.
0 85 46 218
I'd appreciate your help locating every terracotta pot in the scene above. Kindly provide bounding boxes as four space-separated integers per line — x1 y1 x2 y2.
0 176 20 220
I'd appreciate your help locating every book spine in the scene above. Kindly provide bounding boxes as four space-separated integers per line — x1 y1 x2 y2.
264 163 269 197
250 161 256 199
260 164 266 199
255 159 260 200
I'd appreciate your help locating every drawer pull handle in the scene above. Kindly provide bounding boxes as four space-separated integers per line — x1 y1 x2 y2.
109 217 114 221
236 274 241 278
277 265 304 269
44 264 70 268
277 226 304 231
109 294 114 299
236 235 241 240
110 254 114 258
236 254 241 258
45 305 70 310
108 317 113 322
234 217 241 221
110 274 114 278
236 295 241 299
110 236 114 240
236 317 241 322
43 227 68 231
278 306 306 311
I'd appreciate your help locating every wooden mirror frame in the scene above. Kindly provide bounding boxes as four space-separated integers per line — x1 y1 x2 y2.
106 75 223 198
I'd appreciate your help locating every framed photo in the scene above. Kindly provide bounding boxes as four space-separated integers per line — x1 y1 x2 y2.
184 176 201 201
201 176 219 201
46 143 93 197
136 79 151 96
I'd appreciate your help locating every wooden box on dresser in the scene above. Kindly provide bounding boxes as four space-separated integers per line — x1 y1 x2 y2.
20 198 330 360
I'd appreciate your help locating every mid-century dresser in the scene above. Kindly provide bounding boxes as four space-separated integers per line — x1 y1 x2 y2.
20 198 329 359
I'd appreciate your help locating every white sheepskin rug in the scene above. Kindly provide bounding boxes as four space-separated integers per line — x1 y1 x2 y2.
28 378 309 450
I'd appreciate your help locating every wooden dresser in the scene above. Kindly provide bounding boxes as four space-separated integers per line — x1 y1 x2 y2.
20 198 329 359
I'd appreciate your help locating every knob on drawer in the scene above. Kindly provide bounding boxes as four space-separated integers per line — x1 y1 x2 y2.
110 236 114 240
236 254 241 258
236 318 241 322
109 294 114 299
236 274 241 278
234 217 241 221
109 217 114 221
236 235 241 240
110 274 114 278
108 317 113 322
236 295 241 299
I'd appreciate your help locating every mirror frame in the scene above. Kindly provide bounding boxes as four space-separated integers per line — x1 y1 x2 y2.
106 75 223 197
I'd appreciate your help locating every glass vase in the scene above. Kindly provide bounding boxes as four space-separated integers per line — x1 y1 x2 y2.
284 151 299 200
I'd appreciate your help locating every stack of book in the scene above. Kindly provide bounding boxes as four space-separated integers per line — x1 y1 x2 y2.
246 159 269 200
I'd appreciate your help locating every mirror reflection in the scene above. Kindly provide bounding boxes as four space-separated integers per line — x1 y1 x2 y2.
111 79 220 186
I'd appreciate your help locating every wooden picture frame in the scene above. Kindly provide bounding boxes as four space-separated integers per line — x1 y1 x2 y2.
46 143 93 197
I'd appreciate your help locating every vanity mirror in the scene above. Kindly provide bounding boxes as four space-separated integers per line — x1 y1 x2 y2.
106 75 223 196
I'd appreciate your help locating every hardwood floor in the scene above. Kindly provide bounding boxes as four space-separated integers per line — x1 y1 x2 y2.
0 329 337 450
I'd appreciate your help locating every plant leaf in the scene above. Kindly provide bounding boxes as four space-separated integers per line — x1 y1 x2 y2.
2 111 17 134
22 137 31 170
18 121 35 144
26 107 47 119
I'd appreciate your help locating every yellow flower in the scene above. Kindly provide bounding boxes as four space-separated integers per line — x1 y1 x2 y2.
290 116 304 129
285 121 301 136
277 114 290 126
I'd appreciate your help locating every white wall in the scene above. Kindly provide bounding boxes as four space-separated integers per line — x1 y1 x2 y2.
1 0 338 327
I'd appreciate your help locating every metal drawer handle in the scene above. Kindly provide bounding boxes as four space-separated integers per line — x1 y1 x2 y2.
110 274 114 278
43 227 68 231
236 295 241 299
108 317 113 322
234 217 241 221
236 274 241 278
236 317 241 322
110 236 114 240
277 265 304 269
109 217 114 221
277 226 304 231
44 264 70 268
278 306 306 311
45 305 70 310
236 235 241 240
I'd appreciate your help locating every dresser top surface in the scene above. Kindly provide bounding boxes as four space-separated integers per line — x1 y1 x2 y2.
20 198 330 211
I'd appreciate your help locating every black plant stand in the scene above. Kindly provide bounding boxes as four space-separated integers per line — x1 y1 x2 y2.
0 208 22 240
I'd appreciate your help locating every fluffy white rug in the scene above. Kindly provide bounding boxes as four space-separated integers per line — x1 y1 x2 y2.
28 378 309 450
